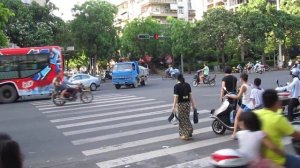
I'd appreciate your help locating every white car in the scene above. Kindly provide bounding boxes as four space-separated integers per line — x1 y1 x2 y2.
68 74 101 91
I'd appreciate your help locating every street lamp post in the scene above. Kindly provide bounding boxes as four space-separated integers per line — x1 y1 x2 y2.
277 0 283 68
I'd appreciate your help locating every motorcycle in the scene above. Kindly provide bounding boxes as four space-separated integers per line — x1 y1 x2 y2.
162 68 180 80
51 84 94 106
210 121 300 168
192 70 216 87
232 65 243 73
210 87 237 134
276 80 300 121
253 65 263 74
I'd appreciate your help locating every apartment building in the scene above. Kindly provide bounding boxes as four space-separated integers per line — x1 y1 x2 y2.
115 0 196 27
22 0 47 6
203 0 248 12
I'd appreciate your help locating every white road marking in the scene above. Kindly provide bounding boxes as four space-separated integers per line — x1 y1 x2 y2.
56 109 170 129
50 104 172 123
30 94 125 105
95 136 231 168
64 116 168 136
82 127 211 156
42 99 156 114
38 97 145 110
72 118 211 145
46 101 165 118
34 96 137 108
164 157 211 168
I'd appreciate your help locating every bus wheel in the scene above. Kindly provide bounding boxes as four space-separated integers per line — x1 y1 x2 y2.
0 85 18 103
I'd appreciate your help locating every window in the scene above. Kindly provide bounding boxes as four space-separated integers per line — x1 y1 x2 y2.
19 54 49 78
73 75 82 80
81 75 90 79
0 54 49 80
178 7 184 14
0 56 18 79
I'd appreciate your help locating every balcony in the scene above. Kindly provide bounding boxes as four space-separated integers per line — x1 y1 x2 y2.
188 10 196 16
141 0 177 7
149 10 177 17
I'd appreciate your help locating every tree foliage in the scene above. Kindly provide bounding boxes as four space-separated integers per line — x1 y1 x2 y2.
2 0 64 47
0 2 13 47
71 0 119 62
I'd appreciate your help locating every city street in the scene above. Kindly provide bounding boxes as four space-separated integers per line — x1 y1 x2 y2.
0 70 296 168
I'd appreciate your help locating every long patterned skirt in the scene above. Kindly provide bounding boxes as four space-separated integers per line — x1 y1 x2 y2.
177 102 193 137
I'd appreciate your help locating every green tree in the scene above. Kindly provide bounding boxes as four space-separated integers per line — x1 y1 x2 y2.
196 7 237 66
71 0 118 75
168 18 198 72
0 2 13 47
2 0 64 47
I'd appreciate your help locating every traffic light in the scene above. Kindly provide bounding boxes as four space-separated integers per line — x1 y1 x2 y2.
138 34 150 40
154 34 160 40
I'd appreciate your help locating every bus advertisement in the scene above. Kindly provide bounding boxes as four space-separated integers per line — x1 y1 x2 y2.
0 46 63 103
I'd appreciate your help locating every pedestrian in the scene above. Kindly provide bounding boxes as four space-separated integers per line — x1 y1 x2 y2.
250 78 264 109
227 73 252 139
276 68 300 121
255 89 300 168
220 66 237 102
236 112 284 168
0 133 23 168
171 74 196 140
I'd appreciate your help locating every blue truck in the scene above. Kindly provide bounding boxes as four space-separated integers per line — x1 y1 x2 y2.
112 61 149 89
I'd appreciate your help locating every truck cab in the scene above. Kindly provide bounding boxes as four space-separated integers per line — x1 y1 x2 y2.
112 61 148 89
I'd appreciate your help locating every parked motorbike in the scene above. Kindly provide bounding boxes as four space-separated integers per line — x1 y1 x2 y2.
276 80 300 121
192 71 216 87
232 65 243 73
210 87 237 134
51 84 93 106
162 69 180 80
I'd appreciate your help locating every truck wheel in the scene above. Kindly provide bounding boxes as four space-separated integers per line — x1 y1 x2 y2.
133 81 138 88
0 85 18 103
115 84 121 89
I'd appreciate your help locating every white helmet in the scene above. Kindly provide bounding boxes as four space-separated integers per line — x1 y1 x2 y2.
290 68 300 77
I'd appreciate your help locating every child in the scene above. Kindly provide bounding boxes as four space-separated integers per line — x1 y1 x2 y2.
250 78 264 109
237 112 284 168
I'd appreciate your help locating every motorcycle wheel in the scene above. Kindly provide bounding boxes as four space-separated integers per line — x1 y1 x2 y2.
80 91 93 103
192 81 198 87
209 79 216 86
52 93 66 106
212 119 226 135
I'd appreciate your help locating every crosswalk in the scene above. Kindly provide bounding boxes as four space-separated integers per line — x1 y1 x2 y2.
30 93 235 168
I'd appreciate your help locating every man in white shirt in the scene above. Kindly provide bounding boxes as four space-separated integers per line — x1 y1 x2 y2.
276 68 300 121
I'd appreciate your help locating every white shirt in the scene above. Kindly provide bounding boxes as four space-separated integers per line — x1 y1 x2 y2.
250 87 264 108
277 77 300 98
237 130 266 161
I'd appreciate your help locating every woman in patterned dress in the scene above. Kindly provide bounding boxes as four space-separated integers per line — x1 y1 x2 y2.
172 74 196 140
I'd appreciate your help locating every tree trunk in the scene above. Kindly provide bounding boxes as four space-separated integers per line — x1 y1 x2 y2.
261 52 266 65
241 45 245 62
221 50 225 67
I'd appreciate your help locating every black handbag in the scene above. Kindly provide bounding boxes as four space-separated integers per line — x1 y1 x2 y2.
193 108 198 124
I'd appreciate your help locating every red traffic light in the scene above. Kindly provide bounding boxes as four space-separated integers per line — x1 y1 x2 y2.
154 34 160 40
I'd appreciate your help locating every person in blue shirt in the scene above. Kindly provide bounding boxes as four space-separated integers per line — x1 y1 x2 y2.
276 68 300 121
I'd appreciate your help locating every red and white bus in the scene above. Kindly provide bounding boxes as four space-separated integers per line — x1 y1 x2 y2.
0 46 63 103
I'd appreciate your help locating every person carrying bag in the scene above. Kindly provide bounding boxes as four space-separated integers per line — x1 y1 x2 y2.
170 74 197 140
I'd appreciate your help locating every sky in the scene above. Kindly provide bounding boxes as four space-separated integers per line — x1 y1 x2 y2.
50 0 120 21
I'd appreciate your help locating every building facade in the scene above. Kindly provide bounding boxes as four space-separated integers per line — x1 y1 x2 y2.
115 0 196 27
22 0 47 6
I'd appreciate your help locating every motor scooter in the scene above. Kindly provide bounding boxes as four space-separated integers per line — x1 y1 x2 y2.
210 121 300 168
210 87 237 135
192 70 216 87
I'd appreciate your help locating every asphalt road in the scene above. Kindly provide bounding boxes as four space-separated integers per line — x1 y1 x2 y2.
0 70 295 168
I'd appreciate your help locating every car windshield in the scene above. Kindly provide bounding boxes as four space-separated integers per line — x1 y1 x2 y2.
113 63 132 72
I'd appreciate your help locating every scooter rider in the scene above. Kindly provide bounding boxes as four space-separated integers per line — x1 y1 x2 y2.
198 63 209 83
220 66 237 102
52 72 78 98
276 68 300 121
